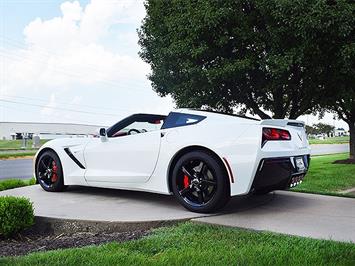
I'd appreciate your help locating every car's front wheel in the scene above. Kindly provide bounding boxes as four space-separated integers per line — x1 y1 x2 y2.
36 150 66 192
171 151 230 213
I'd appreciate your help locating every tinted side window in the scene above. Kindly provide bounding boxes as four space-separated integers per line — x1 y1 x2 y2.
162 112 206 129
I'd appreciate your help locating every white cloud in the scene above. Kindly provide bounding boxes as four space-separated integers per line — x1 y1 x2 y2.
79 0 145 43
22 0 145 48
1 0 173 125
61 1 82 22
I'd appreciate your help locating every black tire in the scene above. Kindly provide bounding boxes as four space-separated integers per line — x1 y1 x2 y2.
36 150 66 192
171 151 230 213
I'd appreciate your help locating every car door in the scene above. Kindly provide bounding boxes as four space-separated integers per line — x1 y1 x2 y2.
83 130 161 183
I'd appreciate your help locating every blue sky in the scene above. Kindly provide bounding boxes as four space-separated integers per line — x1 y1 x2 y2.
0 0 348 130
1 0 90 51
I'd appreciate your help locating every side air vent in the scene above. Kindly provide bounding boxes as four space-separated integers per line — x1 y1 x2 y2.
64 148 86 169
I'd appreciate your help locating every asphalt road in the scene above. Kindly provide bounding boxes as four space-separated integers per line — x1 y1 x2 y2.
0 159 33 180
310 143 349 155
0 144 349 180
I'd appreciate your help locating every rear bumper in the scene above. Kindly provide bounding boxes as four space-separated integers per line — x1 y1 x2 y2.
251 154 310 193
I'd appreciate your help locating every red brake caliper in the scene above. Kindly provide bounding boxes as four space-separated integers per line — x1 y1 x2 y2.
183 175 189 188
51 161 58 182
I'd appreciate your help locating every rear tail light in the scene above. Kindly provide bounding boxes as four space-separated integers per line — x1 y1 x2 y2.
262 127 291 147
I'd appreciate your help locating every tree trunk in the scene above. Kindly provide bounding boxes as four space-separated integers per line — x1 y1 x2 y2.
348 121 355 160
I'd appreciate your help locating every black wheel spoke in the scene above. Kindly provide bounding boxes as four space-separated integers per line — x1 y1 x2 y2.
197 161 205 173
201 180 217 186
179 186 191 196
38 172 44 180
201 165 208 178
182 166 193 179
47 159 53 169
41 160 47 169
197 190 204 204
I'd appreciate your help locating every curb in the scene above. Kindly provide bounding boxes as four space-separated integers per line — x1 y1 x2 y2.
338 188 355 194
32 216 186 235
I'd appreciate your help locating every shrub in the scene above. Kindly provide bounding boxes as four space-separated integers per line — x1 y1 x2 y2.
0 196 34 237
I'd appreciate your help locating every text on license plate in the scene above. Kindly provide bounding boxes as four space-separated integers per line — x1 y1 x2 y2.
295 157 305 171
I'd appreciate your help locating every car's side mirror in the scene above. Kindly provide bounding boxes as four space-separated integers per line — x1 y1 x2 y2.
99 128 108 142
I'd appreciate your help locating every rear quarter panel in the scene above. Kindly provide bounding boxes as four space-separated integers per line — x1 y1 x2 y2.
146 120 261 196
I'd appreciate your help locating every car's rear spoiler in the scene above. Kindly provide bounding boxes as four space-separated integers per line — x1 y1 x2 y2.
260 119 305 128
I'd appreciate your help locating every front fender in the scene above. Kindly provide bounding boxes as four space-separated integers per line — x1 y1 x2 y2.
34 138 91 186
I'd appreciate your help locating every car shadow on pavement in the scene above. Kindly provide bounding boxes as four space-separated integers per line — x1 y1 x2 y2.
64 185 181 209
64 186 296 214
220 190 315 216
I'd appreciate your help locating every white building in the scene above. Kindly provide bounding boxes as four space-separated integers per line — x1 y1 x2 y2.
0 122 105 140
334 128 349 137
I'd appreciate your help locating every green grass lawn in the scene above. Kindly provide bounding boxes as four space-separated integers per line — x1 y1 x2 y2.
0 151 37 159
309 136 349 145
292 153 355 196
1 222 354 265
0 139 48 150
0 178 36 192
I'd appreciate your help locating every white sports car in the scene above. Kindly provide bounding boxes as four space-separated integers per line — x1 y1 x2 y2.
34 109 310 213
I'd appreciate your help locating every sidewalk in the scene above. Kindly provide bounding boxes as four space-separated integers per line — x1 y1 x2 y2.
193 191 355 243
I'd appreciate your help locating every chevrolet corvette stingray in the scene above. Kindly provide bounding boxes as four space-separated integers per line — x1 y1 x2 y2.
34 109 310 213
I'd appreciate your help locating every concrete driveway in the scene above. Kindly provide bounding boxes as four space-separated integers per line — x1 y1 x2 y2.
0 185 273 222
1 185 354 243
196 191 355 243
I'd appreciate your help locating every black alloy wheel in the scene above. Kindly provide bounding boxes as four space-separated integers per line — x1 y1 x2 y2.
172 151 230 213
36 150 66 192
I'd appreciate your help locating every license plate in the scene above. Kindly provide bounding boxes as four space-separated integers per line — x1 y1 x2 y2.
295 157 306 172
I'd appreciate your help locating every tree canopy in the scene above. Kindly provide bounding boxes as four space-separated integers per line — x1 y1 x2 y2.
138 0 354 119
316 123 336 136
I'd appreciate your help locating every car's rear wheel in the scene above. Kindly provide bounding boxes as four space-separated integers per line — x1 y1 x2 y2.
171 151 230 213
36 150 66 192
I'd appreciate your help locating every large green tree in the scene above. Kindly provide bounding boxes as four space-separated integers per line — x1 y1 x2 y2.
138 0 354 157
326 92 355 159
333 98 355 159
313 123 335 136
319 6 354 159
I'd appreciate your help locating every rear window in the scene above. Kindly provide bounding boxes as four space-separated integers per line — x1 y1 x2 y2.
162 112 206 129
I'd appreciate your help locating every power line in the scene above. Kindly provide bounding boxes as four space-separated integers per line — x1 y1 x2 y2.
0 98 122 117
0 94 137 113
0 104 105 125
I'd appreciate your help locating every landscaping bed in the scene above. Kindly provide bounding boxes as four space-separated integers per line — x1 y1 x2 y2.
0 228 149 257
